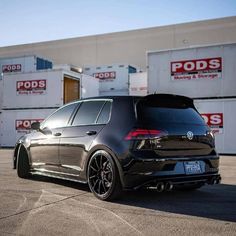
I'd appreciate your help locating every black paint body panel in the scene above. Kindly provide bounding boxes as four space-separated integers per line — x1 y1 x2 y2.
14 94 220 189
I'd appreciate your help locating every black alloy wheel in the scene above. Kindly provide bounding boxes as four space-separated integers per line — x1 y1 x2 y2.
87 150 122 201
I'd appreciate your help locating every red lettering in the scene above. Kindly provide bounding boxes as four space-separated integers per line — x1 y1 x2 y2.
17 81 24 90
196 60 207 70
201 113 223 127
209 59 221 69
16 119 44 130
201 115 209 124
210 114 222 125
93 71 116 80
16 80 46 91
171 62 182 72
171 58 222 74
2 64 22 73
38 80 46 88
184 62 195 71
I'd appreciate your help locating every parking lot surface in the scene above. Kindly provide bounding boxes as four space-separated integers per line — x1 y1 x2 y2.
0 149 235 236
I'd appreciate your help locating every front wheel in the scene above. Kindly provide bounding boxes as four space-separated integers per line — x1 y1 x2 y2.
87 150 122 201
17 146 31 178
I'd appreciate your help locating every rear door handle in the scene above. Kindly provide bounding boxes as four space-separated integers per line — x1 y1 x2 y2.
54 132 62 137
86 131 97 136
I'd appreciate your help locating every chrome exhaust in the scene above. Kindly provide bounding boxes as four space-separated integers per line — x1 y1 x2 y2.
208 176 221 185
208 178 215 185
216 176 221 184
165 182 173 191
156 182 165 192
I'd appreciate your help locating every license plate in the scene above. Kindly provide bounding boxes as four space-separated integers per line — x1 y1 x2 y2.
184 161 202 175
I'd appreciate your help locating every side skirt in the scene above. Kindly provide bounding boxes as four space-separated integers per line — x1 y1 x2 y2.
31 169 87 184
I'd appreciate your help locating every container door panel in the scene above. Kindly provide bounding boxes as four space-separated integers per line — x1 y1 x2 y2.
64 77 80 104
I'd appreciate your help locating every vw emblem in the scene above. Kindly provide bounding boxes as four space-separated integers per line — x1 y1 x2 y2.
187 131 194 140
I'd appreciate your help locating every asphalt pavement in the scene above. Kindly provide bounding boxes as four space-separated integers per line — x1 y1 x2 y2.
0 149 235 236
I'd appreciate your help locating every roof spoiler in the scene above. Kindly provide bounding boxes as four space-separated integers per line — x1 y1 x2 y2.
138 94 195 108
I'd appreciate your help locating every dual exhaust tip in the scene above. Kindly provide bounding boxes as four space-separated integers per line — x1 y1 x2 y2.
156 182 173 192
208 176 221 185
153 176 221 192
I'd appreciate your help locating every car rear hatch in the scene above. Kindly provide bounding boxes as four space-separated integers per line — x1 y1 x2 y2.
134 94 215 157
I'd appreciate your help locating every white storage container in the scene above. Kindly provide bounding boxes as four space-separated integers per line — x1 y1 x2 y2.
0 78 3 110
81 74 99 98
147 43 236 98
2 69 99 109
99 89 129 96
0 109 55 147
0 55 52 74
0 111 2 146
129 72 147 96
194 98 236 154
83 64 137 93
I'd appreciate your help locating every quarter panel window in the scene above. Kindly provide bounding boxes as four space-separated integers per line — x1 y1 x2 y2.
41 103 78 129
96 101 112 124
72 101 105 126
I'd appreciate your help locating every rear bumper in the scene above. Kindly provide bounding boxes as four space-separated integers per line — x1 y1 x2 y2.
133 173 221 190
121 155 220 188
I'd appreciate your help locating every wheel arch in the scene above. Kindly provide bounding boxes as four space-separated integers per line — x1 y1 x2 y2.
14 143 31 169
85 145 125 188
13 144 21 169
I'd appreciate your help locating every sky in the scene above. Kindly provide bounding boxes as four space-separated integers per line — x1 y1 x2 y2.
0 0 236 47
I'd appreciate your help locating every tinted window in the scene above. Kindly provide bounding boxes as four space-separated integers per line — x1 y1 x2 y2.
41 103 78 129
137 100 205 125
96 101 112 124
72 101 105 126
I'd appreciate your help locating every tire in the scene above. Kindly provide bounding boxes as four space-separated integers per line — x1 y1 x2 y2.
175 182 204 191
87 150 122 201
17 146 31 178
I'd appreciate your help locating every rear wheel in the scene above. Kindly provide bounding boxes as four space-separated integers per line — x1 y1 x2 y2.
87 150 122 201
17 146 31 178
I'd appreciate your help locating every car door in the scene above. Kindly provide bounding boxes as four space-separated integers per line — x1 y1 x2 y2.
29 102 78 173
59 100 112 177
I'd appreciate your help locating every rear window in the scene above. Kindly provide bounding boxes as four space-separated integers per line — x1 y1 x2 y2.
136 98 205 125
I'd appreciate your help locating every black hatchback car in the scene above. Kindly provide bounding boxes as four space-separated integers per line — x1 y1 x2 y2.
14 94 221 200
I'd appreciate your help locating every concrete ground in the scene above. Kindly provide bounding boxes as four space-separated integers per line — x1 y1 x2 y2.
0 149 235 236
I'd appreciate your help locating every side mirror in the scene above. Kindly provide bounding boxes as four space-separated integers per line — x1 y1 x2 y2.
41 127 52 135
31 122 52 135
31 121 41 130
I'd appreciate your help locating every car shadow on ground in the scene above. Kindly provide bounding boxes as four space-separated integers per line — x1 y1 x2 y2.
117 184 236 223
30 175 236 223
30 175 91 192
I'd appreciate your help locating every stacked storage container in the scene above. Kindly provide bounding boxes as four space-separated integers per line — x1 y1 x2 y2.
1 109 55 147
83 64 137 96
147 43 236 154
0 55 52 74
0 55 53 110
129 72 148 96
194 99 236 154
0 57 99 147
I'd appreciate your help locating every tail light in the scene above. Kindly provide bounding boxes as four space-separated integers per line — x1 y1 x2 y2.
125 129 167 140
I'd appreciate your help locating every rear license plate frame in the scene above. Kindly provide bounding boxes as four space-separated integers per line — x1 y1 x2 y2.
184 161 202 175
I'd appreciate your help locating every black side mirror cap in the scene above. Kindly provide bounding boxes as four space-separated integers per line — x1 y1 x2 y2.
41 127 52 135
31 122 52 135
31 121 41 130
